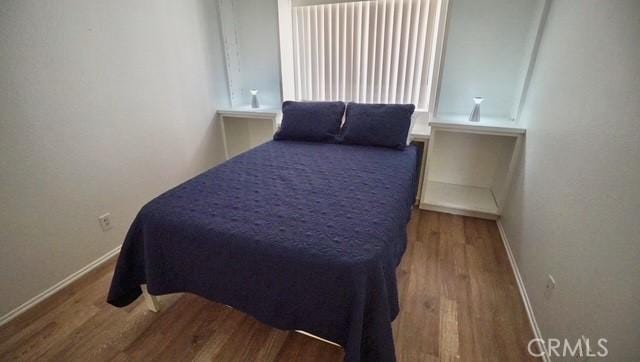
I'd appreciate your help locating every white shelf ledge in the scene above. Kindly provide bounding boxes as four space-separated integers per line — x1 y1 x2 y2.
219 107 432 141
410 121 431 141
217 106 281 119
432 113 525 135
422 181 499 217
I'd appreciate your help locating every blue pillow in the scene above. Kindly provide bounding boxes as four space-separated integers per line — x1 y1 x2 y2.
274 101 346 142
341 103 415 149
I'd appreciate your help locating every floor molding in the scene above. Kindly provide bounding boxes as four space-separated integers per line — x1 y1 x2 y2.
0 245 121 327
497 220 549 362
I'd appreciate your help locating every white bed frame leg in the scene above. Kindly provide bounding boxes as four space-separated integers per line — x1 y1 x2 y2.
295 330 341 347
141 284 160 312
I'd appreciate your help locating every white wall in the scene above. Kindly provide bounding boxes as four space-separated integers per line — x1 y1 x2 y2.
233 0 283 107
0 0 229 317
437 0 540 118
501 0 640 360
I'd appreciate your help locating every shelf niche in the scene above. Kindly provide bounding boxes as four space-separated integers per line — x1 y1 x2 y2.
421 129 520 219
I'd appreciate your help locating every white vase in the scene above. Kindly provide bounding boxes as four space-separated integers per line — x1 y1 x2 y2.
250 89 260 109
469 97 483 122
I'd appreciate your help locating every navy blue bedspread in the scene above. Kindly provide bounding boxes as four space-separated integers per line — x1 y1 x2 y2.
108 140 418 361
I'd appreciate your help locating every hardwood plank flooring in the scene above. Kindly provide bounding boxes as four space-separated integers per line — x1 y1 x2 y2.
0 210 537 361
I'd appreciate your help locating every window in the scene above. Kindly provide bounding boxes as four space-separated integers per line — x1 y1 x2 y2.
278 0 445 112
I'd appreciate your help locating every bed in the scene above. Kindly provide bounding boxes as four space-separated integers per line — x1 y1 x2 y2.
108 139 418 361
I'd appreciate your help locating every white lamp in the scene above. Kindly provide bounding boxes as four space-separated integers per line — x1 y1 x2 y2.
469 97 483 122
250 89 260 109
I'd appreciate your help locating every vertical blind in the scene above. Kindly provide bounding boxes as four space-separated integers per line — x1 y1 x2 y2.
291 0 435 109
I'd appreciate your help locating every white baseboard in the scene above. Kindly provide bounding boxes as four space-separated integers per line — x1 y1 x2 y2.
0 245 121 327
497 220 549 362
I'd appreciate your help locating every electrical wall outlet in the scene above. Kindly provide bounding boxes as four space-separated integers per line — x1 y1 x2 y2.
544 274 556 298
98 213 112 232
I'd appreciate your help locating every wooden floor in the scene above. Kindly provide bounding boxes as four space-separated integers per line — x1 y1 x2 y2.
0 210 537 361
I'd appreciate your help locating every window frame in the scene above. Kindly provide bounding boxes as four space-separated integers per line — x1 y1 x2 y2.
276 0 450 121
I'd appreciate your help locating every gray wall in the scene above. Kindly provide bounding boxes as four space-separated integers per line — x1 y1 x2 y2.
233 0 283 107
501 0 640 360
0 0 229 316
437 0 540 118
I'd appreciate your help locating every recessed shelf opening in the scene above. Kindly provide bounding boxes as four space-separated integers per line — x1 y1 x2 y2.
421 129 520 219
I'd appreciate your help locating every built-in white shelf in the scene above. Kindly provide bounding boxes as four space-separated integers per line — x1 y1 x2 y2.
217 106 281 120
221 106 432 141
410 121 431 141
432 113 525 135
420 116 525 220
423 181 498 216
217 106 281 159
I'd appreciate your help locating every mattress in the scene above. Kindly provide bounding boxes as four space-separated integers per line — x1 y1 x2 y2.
108 140 418 361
